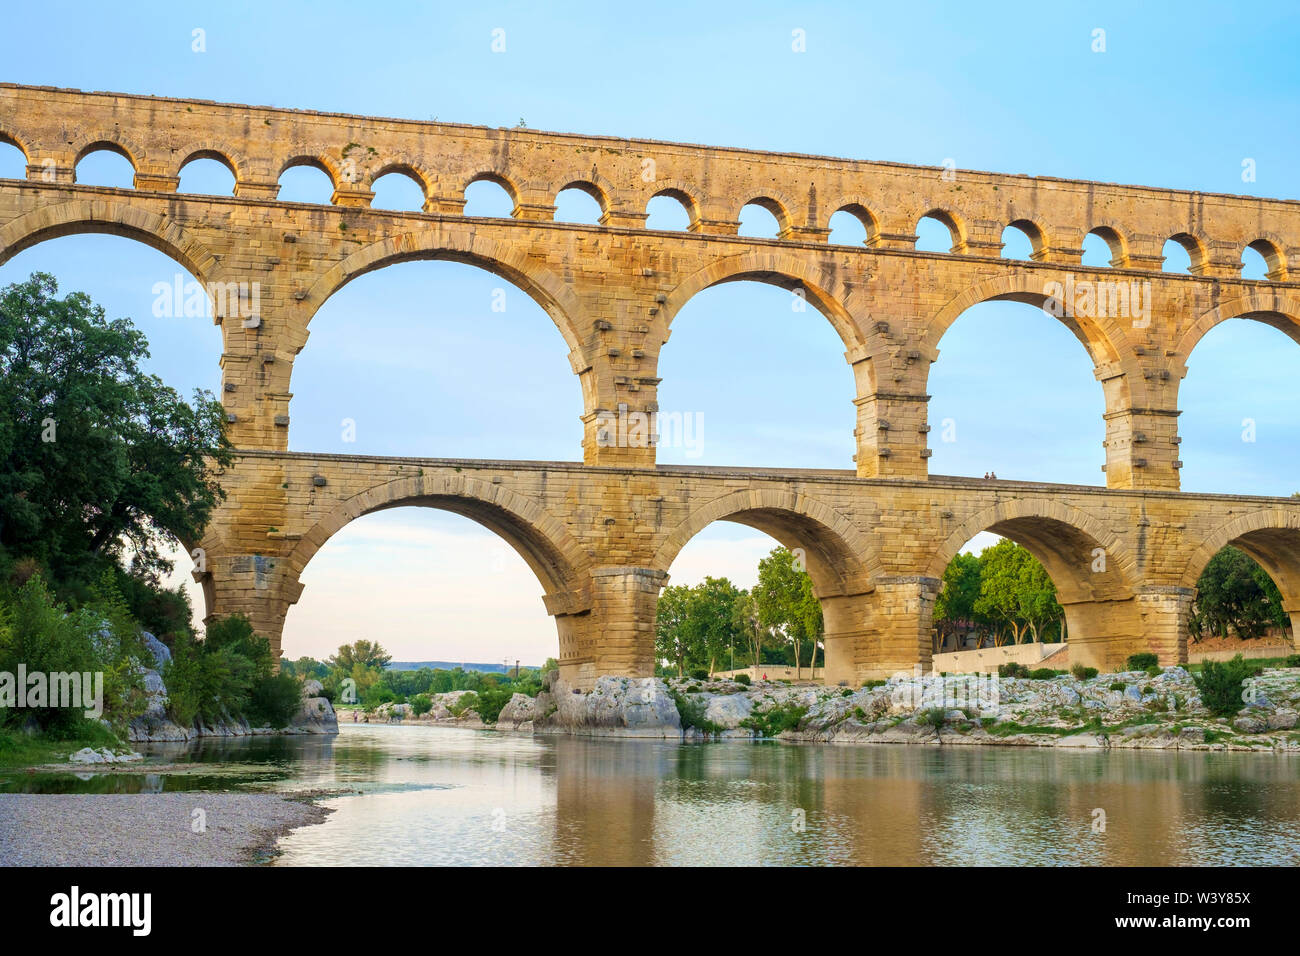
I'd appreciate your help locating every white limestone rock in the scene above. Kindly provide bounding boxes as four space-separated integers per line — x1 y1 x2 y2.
497 693 537 729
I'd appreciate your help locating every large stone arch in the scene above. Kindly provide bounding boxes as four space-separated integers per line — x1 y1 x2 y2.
302 224 589 360
286 474 591 603
295 225 601 437
174 143 253 185
653 485 881 684
653 486 878 598
658 250 868 352
926 495 1138 605
925 271 1130 366
0 198 221 279
1181 508 1300 604
925 495 1148 668
1175 290 1300 359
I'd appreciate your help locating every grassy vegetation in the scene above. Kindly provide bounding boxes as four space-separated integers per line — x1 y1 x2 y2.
668 689 724 734
1186 655 1297 674
984 712 1185 739
740 701 808 738
0 722 124 768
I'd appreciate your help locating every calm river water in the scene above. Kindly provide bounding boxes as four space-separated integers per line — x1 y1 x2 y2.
8 724 1300 865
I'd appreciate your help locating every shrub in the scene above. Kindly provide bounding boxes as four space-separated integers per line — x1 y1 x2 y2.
163 615 284 727
918 707 947 731
0 574 149 734
1193 655 1255 718
410 693 433 716
1285 655 1300 668
1109 682 1126 692
998 662 1029 679
1071 664 1099 681
248 672 302 728
1126 652 1159 671
448 692 480 718
689 668 709 681
668 689 723 734
473 685 515 724
1028 668 1058 680
733 673 751 686
740 701 808 738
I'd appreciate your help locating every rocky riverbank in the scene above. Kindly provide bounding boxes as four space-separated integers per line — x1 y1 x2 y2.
126 632 338 743
363 665 1300 752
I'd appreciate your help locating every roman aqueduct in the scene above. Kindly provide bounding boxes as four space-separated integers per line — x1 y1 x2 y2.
1 83 1298 686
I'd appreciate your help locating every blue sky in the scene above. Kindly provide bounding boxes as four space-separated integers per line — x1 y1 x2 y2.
1 1 1297 663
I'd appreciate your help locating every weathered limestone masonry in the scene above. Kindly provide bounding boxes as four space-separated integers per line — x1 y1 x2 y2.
2 85 1298 687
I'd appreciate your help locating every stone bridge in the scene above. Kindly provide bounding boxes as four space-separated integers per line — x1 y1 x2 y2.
1 84 1298 685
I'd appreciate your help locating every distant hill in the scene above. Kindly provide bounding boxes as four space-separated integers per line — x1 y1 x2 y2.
386 661 540 673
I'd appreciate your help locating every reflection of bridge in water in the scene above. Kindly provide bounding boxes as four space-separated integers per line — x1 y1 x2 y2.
2 84 1298 687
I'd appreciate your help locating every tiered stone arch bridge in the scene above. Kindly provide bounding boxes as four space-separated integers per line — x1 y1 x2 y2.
2 84 1298 685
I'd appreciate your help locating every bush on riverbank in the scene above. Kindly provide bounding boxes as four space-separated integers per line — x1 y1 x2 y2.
1192 655 1256 717
667 687 724 734
740 700 808 738
163 614 291 727
0 572 149 737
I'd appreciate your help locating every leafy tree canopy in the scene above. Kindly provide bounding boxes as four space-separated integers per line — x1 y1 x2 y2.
0 273 231 582
1190 546 1288 641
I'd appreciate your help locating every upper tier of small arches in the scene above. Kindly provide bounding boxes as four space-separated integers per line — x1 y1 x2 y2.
1 88 1296 283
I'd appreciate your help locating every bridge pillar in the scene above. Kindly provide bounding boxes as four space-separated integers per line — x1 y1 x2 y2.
1061 594 1163 671
1098 351 1183 490
1101 405 1182 490
558 567 666 689
200 549 298 665
820 591 875 685
825 577 940 682
849 343 934 480
1136 587 1194 666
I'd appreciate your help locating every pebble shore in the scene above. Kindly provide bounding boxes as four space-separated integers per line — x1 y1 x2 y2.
0 793 331 866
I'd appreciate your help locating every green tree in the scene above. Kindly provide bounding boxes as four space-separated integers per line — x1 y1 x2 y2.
933 551 982 652
654 578 746 676
754 547 823 679
732 589 772 671
974 540 1062 645
688 576 745 675
326 639 392 672
0 273 231 582
1189 546 1288 642
655 584 693 676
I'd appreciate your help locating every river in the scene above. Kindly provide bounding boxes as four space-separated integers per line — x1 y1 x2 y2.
7 724 1300 865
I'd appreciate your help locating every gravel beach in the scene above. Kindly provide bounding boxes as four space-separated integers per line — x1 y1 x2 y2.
0 793 331 866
